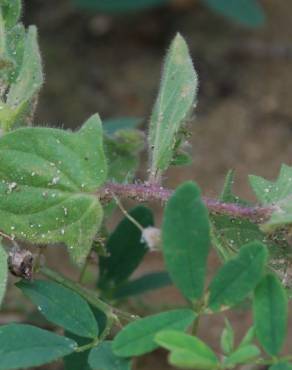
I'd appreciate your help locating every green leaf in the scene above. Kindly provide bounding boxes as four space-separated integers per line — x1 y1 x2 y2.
208 241 268 311
239 326 255 347
4 24 25 83
220 319 234 355
89 341 131 370
104 129 144 183
72 0 169 13
149 33 198 177
203 0 265 27
155 330 219 368
104 117 142 135
64 332 91 370
0 324 77 369
0 242 8 307
253 274 288 356
17 280 99 338
224 345 260 366
99 206 153 290
249 165 292 232
112 309 196 357
2 0 22 29
270 363 292 370
249 165 292 205
162 181 210 301
0 25 43 131
113 271 172 299
169 350 219 370
0 114 107 264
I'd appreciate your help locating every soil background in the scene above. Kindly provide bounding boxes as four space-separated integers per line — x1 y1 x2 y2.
3 0 292 369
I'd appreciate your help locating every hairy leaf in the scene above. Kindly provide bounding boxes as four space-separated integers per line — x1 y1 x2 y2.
208 241 267 311
0 324 76 369
17 280 99 338
0 114 107 263
2 0 22 29
0 26 43 131
112 309 195 357
249 165 292 232
89 341 131 370
149 33 198 177
253 274 288 356
0 242 7 307
162 181 210 301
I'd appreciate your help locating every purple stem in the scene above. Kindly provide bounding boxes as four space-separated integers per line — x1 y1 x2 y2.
98 182 274 223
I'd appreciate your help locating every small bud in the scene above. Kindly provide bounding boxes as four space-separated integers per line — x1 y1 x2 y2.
141 227 161 251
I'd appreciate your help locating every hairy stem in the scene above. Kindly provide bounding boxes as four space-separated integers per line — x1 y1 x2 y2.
99 182 274 223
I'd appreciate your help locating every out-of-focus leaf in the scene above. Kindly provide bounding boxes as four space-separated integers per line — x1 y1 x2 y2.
203 0 265 27
104 117 142 135
89 341 131 370
113 271 172 299
99 206 153 291
72 0 169 13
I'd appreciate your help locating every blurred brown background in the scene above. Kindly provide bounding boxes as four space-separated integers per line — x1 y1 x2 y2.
5 0 292 368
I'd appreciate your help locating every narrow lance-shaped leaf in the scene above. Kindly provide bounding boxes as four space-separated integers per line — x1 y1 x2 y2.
253 274 288 356
112 309 196 357
0 114 107 264
162 181 210 301
149 33 198 178
208 241 267 311
0 324 77 370
17 280 99 339
0 242 8 307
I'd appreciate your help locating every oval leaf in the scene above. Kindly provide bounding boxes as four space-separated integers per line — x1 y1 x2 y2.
89 341 131 370
112 309 196 357
0 324 76 369
224 345 260 366
149 34 198 176
208 241 268 311
253 274 288 356
17 280 98 339
270 363 292 370
155 330 218 365
169 349 218 370
0 114 107 264
162 181 210 301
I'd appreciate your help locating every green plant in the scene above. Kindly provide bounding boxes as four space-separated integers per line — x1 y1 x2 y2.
72 0 266 28
0 2 291 370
